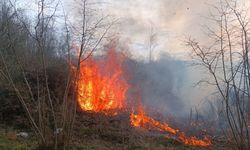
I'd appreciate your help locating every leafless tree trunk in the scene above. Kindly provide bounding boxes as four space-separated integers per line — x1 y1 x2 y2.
148 25 157 62
187 1 250 149
0 0 113 149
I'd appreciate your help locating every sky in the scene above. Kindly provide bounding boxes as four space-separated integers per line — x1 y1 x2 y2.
91 0 250 110
102 0 214 60
17 0 250 60
99 0 250 60
14 0 250 111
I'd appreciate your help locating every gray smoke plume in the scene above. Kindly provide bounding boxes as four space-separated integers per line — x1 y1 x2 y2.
125 53 189 116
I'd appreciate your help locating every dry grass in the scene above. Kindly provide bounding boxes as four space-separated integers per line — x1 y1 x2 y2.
0 108 234 150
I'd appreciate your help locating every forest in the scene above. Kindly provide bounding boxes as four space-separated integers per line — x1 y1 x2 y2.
0 0 250 150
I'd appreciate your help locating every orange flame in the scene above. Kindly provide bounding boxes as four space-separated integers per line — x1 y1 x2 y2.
130 105 178 134
130 105 212 147
178 133 211 147
73 48 212 147
75 49 128 114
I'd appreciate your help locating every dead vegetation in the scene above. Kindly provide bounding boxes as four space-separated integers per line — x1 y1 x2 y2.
187 0 250 149
0 111 233 150
0 0 249 149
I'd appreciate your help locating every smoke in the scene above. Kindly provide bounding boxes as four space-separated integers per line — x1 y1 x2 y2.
101 0 220 59
98 36 216 117
100 0 231 116
124 53 192 116
123 51 218 117
67 0 225 116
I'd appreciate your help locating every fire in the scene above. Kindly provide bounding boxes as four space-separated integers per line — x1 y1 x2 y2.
130 105 178 134
73 48 212 147
178 133 211 147
130 105 212 147
75 49 128 114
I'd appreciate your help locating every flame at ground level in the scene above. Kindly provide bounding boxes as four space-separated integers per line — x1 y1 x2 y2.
73 48 212 147
130 106 212 147
130 105 179 135
75 49 128 114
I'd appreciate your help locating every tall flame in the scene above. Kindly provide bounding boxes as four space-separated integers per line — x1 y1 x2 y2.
73 48 212 147
76 49 128 114
130 105 212 147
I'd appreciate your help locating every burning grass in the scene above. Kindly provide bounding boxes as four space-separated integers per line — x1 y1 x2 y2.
70 48 213 148
74 49 128 115
74 111 184 149
0 48 233 149
0 115 231 150
72 112 230 150
130 105 212 147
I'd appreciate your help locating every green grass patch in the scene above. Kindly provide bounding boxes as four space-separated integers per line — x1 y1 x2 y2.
0 128 37 150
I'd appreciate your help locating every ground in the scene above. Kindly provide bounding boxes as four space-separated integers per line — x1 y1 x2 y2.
0 112 233 150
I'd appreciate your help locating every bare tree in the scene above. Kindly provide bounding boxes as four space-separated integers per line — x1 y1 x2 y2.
148 24 157 62
0 0 114 149
187 0 250 149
